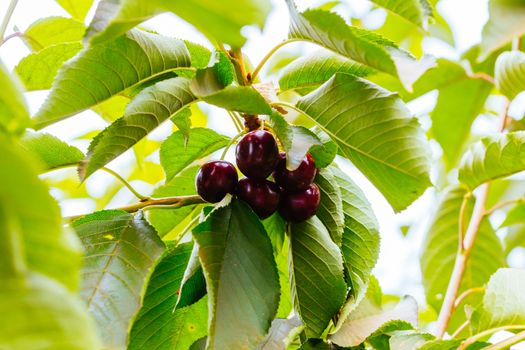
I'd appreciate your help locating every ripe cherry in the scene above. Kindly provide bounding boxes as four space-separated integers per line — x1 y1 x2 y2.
235 130 279 180
237 177 280 219
273 152 317 191
196 161 238 203
278 184 321 222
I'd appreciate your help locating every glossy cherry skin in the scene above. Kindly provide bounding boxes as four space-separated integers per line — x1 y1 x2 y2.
273 152 317 191
196 161 238 203
278 184 321 222
236 177 280 219
235 130 279 180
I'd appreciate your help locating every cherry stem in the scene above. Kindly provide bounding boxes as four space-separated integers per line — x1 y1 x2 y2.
250 39 299 83
458 325 525 349
220 130 246 160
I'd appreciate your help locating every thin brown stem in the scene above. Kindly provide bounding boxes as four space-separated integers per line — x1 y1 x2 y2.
454 287 485 309
65 195 204 221
451 320 470 338
249 39 299 83
484 197 525 217
484 329 525 350
458 325 525 350
469 72 495 85
229 48 249 86
0 31 21 46
435 82 511 338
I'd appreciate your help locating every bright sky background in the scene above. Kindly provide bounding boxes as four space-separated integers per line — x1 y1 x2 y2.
3 0 523 344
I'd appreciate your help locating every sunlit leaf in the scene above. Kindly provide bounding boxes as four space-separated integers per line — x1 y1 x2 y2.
289 216 347 337
370 0 433 29
470 268 525 332
286 0 435 89
55 0 94 20
20 132 84 171
33 30 191 129
85 0 272 47
278 50 374 94
0 135 82 290
480 0 525 58
257 314 304 350
73 210 165 349
192 200 280 349
128 242 207 350
331 297 418 347
0 273 100 350
79 77 196 180
15 43 83 91
23 16 85 51
458 132 525 190
295 73 431 211
160 127 229 182
0 62 29 136
495 51 525 100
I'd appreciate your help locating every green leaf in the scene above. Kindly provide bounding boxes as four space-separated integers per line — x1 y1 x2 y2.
295 73 431 211
308 126 337 168
128 242 207 350
199 86 273 115
0 61 29 136
0 135 82 290
369 0 433 29
278 50 374 94
92 95 130 122
171 106 192 140
262 212 286 253
15 43 83 91
330 297 418 347
458 132 525 190
269 112 322 170
289 216 347 338
286 0 435 90
23 16 85 51
315 168 344 246
389 332 434 350
192 200 280 349
176 243 206 310
332 166 380 327
471 268 525 332
257 314 303 350
430 77 493 167
55 0 94 20
73 210 165 349
79 77 196 180
367 321 416 349
20 132 84 171
417 340 462 350
420 186 504 331
480 0 525 58
501 202 525 227
85 0 272 47
33 30 191 129
0 273 101 350
495 51 525 100
160 128 230 182
147 166 203 237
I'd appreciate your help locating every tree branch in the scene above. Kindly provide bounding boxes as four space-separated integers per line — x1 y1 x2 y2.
458 325 525 349
65 195 205 221
484 329 525 350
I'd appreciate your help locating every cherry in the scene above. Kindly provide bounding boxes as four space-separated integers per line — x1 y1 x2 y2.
278 184 320 222
237 177 280 219
273 152 317 191
196 161 238 203
235 130 279 180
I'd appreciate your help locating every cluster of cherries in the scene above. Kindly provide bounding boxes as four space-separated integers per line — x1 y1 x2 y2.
195 130 321 222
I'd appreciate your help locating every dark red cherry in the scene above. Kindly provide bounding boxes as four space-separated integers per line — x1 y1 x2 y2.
237 177 280 219
279 183 320 222
196 161 238 203
235 130 279 180
273 152 317 191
